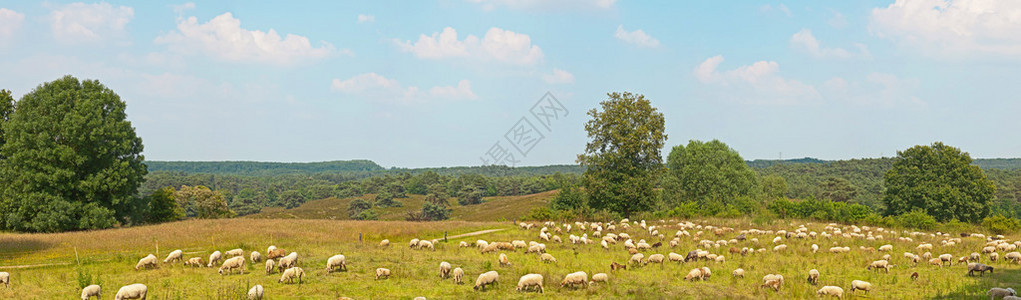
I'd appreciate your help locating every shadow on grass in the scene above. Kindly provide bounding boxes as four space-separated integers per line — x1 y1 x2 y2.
931 266 1021 299
0 236 54 263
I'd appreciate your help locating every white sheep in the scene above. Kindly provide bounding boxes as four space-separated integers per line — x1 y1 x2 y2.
250 251 262 263
163 250 183 263
135 254 158 270
630 253 645 266
410 238 420 248
114 283 147 300
0 272 9 288
499 253 511 266
939 253 954 266
540 253 557 264
715 255 725 263
590 273 609 284
379 239 390 247
326 254 347 273
277 252 298 272
207 251 223 267
991 252 1000 262
733 268 745 278
375 267 391 280
219 256 246 275
279 267 305 284
453 267 465 284
419 240 435 251
647 254 665 264
226 248 244 257
849 280 873 295
684 268 703 281
516 273 544 293
808 269 820 285
773 244 787 252
265 259 276 274
816 286 844 299
474 271 499 291
247 284 263 300
439 261 452 279
459 241 469 248
669 252 684 262
762 274 784 289
879 244 893 252
560 271 588 289
868 260 892 273
81 284 101 300
267 245 277 254
988 288 1016 299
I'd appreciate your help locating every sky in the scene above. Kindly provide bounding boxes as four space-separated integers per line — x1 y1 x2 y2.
1 0 1020 168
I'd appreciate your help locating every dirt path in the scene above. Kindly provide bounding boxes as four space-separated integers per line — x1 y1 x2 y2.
0 261 72 269
437 228 506 241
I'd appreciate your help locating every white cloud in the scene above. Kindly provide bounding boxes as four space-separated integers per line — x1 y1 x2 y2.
395 27 543 65
542 68 575 84
760 4 792 17
357 14 375 23
871 0 1021 56
331 73 477 103
828 10 848 29
614 25 660 48
790 29 870 59
0 8 25 39
155 12 339 65
467 0 616 11
694 55 819 105
48 2 134 43
171 2 195 15
822 74 925 107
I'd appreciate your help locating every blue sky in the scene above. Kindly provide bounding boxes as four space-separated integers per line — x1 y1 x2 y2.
1 0 1019 167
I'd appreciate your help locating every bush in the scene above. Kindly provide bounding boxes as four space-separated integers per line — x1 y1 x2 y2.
353 209 378 220
421 203 451 221
374 192 402 208
347 199 373 219
982 215 1021 235
896 209 938 230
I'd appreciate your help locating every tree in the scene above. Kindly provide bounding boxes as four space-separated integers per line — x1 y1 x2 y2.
347 198 375 220
818 177 858 202
0 89 13 158
551 173 586 211
577 92 666 216
421 202 451 221
761 174 788 199
883 142 995 223
662 140 757 207
280 190 306 209
0 76 147 232
457 185 484 206
173 185 234 219
146 187 182 223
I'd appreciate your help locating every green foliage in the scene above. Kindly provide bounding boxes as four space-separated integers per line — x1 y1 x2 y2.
550 174 586 211
578 92 666 216
663 139 758 207
144 160 384 176
374 191 403 208
173 185 234 219
0 89 13 158
457 185 484 206
146 187 182 223
895 209 939 230
75 268 101 289
347 198 373 219
0 76 147 232
353 209 378 220
982 215 1021 235
883 142 995 222
280 190 306 209
818 177 858 202
420 202 451 221
760 174 788 199
754 158 893 209
766 197 876 223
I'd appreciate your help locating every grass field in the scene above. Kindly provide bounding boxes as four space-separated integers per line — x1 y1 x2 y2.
1 216 1019 299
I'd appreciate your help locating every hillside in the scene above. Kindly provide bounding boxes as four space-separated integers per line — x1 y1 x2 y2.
145 160 384 176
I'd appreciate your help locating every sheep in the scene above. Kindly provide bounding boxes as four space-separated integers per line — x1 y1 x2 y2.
410 238 420 248
762 274 784 289
225 248 244 257
527 244 546 254
265 259 276 274
939 253 954 266
114 284 147 300
1005 296 1021 300
439 261 452 279
247 284 263 300
250 251 262 263
808 269 820 285
184 257 204 267
560 271 588 289
279 267 305 284
590 273 609 285
761 279 782 291
867 260 892 273
715 255 725 263
516 273 544 293
733 268 745 278
816 286 844 299
207 251 223 267
326 254 347 273
499 253 511 266
1006 252 1021 263
773 244 787 252
267 245 277 254
684 268 704 281
135 254 158 270
968 263 994 276
911 271 918 280
277 252 298 272
849 280 873 295
700 267 712 280
610 262 627 271
991 252 1000 262
453 267 465 284
218 256 246 275
630 253 646 266
481 243 500 254
669 252 684 263
419 240 435 251
540 253 557 264
375 268 391 280
929 258 944 267
879 244 893 252
379 239 390 247
266 249 286 260
647 254 665 264
474 271 499 291
812 244 819 253
163 250 183 263
81 284 101 300
989 288 1016 299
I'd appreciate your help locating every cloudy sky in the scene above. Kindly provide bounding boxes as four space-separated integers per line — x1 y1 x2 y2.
1 1 1019 167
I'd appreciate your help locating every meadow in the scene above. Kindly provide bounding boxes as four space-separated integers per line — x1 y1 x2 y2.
1 216 1019 299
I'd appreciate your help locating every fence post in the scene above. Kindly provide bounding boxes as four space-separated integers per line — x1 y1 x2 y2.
359 233 362 242
444 231 448 243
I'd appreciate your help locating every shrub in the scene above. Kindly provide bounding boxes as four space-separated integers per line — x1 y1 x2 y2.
353 209 378 221
347 199 373 219
374 192 402 208
421 203 451 221
897 209 938 230
982 215 1021 235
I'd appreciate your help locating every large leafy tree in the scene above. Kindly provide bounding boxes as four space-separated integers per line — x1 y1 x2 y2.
0 89 13 158
662 140 757 206
173 185 234 219
0 76 147 232
578 92 666 216
883 142 995 222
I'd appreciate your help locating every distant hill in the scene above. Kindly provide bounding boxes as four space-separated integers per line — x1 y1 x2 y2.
145 160 384 176
746 157 830 168
747 157 1021 170
973 158 1021 170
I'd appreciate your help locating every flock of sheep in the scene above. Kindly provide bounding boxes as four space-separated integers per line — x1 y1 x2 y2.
2 217 1020 299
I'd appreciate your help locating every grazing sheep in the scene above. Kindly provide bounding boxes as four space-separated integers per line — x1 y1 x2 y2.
560 271 588 289
762 274 784 289
699 266 712 279
590 273 609 285
218 256 246 275
277 252 298 272
989 288 1016 299
499 253 511 266
226 248 244 257
669 252 684 263
184 257 204 267
265 259 276 274
1005 296 1021 300
250 251 262 263
207 251 223 267
929 258 943 268
379 239 390 247
868 260 892 273
971 252 982 262
279 267 305 284
879 244 893 252
453 267 465 284
773 244 787 252
516 274 544 293
419 240 435 251
647 254 665 264
939 254 954 266
474 271 499 291
761 279 782 291
715 255 725 263
440 261 452 279
911 272 918 280
135 254 158 270
812 244 819 253
326 255 347 273
114 284 147 300
816 286 844 299
410 239 420 248
266 249 286 260
684 268 703 281
630 253 646 266
267 245 277 254
540 253 557 264
81 284 101 300
968 263 994 276
1006 252 1021 264
481 243 500 254
247 284 263 300
808 269 820 285
610 262 627 271
991 252 1000 262
375 268 391 280
849 280 873 295
163 250 183 263
733 268 745 278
